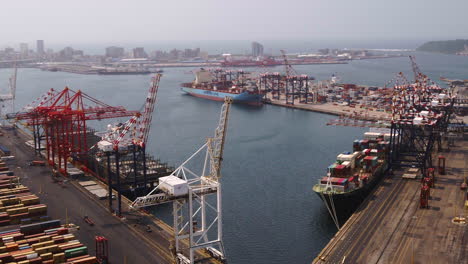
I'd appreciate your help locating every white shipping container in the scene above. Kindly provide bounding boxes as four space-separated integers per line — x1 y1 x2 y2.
413 117 423 125
79 181 97 187
337 152 359 168
98 140 113 152
159 176 189 196
364 132 383 140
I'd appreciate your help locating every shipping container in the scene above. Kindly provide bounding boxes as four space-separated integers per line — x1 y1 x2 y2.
0 146 10 156
64 246 88 258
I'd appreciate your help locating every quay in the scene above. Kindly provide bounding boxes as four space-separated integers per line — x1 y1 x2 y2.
1 127 221 264
265 98 391 122
313 136 467 264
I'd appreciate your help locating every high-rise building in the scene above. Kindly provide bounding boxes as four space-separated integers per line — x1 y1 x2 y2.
132 47 148 58
19 43 29 57
251 42 264 57
36 40 45 55
105 46 124 58
59 47 75 60
183 48 200 58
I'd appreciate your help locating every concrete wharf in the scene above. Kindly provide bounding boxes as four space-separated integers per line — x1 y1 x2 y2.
313 136 467 264
265 98 391 122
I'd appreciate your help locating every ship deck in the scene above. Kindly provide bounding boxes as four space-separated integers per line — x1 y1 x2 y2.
313 136 468 264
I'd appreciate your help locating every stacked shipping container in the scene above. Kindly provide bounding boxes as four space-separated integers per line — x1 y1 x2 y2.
0 161 98 264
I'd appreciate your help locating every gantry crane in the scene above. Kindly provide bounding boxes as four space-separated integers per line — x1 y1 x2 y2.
10 86 138 175
280 50 297 78
0 63 17 124
132 97 232 264
279 50 314 105
96 74 162 216
326 58 454 176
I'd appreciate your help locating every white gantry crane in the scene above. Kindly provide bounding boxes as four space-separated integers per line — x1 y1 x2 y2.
0 63 17 124
132 97 232 264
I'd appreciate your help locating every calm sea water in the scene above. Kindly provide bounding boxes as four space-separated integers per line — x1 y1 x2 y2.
1 52 467 264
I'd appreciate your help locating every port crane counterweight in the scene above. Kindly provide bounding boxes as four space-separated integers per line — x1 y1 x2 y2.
132 97 232 264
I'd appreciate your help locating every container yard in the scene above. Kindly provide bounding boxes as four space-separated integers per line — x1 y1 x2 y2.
0 148 100 263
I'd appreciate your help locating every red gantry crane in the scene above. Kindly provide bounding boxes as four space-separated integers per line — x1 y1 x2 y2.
12 87 138 175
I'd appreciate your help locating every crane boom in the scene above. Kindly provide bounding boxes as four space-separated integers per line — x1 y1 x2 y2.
209 96 232 179
280 49 297 77
137 73 161 147
409 55 422 83
99 74 161 151
9 62 17 101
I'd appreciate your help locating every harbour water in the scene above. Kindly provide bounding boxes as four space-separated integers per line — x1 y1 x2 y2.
1 51 467 264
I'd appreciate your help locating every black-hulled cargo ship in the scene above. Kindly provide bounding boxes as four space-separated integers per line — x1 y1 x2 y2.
312 132 390 218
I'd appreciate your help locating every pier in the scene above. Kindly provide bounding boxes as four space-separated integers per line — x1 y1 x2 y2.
313 136 467 264
265 98 391 122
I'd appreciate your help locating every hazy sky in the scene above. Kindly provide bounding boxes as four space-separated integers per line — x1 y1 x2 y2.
1 0 467 47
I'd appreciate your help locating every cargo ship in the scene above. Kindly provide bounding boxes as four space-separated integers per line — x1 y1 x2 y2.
97 69 151 75
313 131 391 219
181 68 264 106
221 58 280 67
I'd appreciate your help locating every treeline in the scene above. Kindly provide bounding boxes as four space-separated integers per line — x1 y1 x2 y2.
416 39 468 54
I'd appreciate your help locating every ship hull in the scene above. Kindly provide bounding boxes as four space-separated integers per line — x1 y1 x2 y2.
313 164 388 219
181 87 263 106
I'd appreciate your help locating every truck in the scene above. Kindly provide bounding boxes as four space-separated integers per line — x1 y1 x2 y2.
29 161 46 166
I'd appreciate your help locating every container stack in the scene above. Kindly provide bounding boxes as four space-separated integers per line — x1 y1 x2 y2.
0 162 99 264
0 222 97 263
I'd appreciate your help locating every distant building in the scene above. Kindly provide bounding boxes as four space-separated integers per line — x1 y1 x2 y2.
318 48 330 55
59 47 75 60
169 49 181 60
132 47 148 58
72 50 84 56
183 48 200 58
19 43 29 57
105 46 124 58
251 42 264 57
36 40 45 55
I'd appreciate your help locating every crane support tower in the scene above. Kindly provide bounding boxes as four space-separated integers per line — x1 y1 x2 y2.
132 97 232 264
